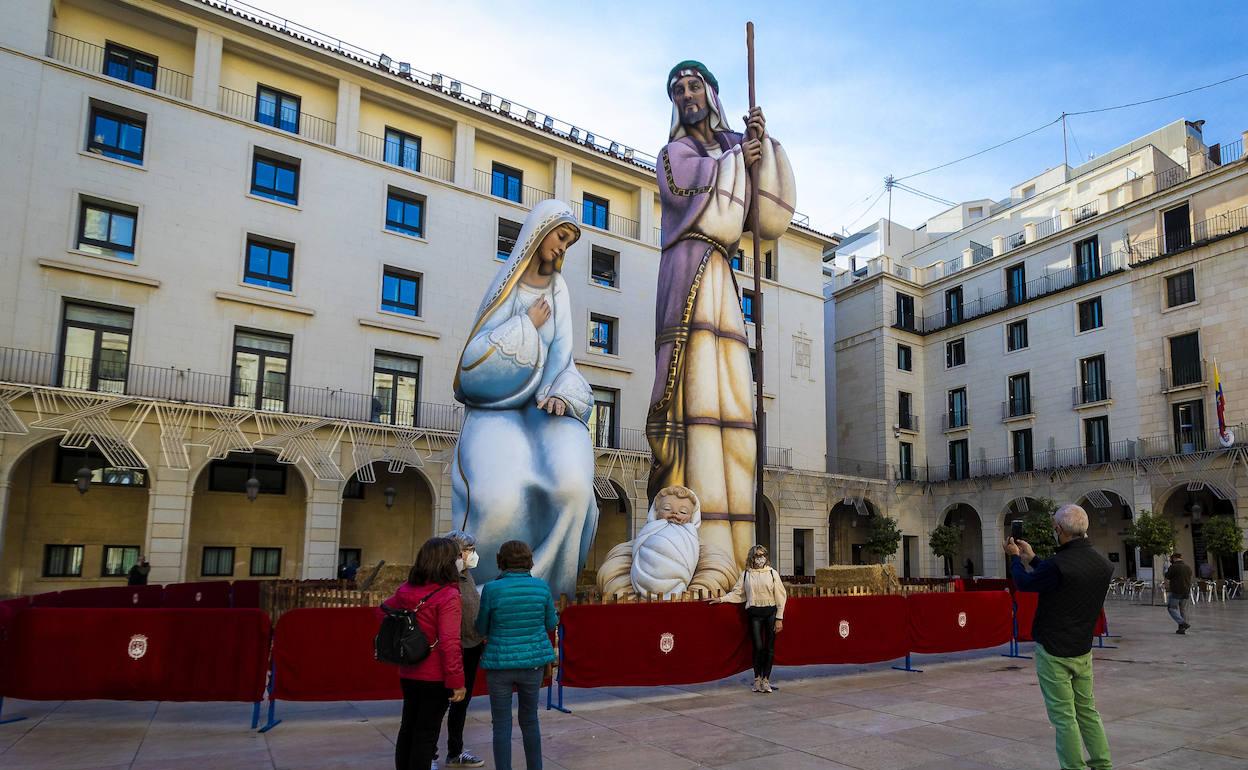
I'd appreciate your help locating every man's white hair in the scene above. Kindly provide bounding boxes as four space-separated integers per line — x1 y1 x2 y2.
1054 504 1089 536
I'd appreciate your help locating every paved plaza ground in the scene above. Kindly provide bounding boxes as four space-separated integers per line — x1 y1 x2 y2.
1 599 1245 770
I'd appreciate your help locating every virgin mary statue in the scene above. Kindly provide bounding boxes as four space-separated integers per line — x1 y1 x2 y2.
451 199 598 599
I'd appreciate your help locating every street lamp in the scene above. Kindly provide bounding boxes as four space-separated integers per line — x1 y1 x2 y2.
245 476 261 502
384 486 397 509
75 465 92 495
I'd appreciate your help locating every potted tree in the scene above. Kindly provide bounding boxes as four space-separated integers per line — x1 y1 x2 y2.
1203 514 1244 585
865 515 902 567
929 524 961 577
1124 510 1176 605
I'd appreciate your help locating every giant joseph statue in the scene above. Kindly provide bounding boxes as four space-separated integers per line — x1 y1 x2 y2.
646 60 796 572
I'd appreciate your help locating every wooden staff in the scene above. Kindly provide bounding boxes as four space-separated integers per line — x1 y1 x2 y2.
746 21 766 544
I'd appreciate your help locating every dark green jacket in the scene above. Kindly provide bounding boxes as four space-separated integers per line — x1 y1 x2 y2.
475 571 557 670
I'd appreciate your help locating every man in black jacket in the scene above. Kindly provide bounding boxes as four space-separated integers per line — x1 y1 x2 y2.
1006 503 1113 770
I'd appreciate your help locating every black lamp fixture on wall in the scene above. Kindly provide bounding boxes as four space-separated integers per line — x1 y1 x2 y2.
75 447 92 495
245 454 260 503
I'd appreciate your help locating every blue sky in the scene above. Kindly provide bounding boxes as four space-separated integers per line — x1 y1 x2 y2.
249 0 1248 236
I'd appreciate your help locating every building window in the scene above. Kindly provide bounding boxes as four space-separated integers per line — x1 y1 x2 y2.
1078 297 1103 332
898 391 915 431
1078 355 1108 404
249 547 282 577
491 162 523 203
43 545 84 578
945 286 963 325
895 292 916 330
589 314 617 355
60 301 133 394
372 351 421 426
948 439 970 480
1163 203 1191 253
385 189 425 238
897 344 912 372
251 153 299 205
945 338 966 368
968 206 983 219
1173 400 1206 453
101 545 140 577
202 546 235 577
1169 332 1202 387
88 105 145 163
231 329 291 412
1006 320 1028 352
1006 264 1026 305
589 387 618 448
947 388 968 429
1084 416 1111 464
244 238 294 291
1012 429 1034 472
741 290 758 324
384 127 421 172
338 548 362 572
590 247 618 288
898 442 913 481
209 452 286 494
1021 185 1036 199
762 250 775 280
732 249 745 271
103 42 157 89
1166 269 1196 308
55 446 146 487
255 85 300 134
496 218 521 260
1075 237 1100 282
582 193 609 230
77 199 136 260
1008 373 1031 417
380 268 421 317
749 349 759 382
342 478 365 499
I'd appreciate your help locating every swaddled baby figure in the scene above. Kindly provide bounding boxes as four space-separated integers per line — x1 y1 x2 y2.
631 485 701 598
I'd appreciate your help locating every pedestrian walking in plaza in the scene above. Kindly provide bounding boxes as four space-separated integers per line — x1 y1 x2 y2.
388 537 466 770
712 544 787 693
1165 553 1194 634
126 555 150 585
441 530 486 768
475 540 557 770
1005 504 1113 770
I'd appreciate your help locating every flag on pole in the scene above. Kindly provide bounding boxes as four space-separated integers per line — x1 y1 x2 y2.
1214 360 1233 446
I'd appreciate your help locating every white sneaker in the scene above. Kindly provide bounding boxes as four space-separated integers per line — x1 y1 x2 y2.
761 677 774 693
752 676 762 692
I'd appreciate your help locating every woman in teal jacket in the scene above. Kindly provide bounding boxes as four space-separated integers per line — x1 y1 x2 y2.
475 540 557 770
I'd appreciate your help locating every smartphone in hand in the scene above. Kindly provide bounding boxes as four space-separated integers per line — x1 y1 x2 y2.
1010 520 1025 541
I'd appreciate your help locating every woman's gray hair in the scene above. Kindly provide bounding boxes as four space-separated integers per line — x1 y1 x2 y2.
1054 504 1089 536
443 529 477 549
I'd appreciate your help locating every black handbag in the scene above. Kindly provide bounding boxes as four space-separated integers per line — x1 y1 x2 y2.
374 586 446 665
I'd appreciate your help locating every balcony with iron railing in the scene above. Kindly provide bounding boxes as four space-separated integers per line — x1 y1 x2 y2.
570 200 641 240
765 446 793 468
1005 230 1026 251
1161 360 1207 392
1073 201 1099 223
1034 215 1060 240
356 132 455 183
898 412 920 433
1002 398 1033 421
969 241 993 264
591 424 650 453
218 86 336 145
733 255 775 280
46 30 192 101
942 411 970 432
473 169 554 209
1073 380 1112 407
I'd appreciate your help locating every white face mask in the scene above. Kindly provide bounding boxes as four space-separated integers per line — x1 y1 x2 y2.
455 558 465 573
465 551 480 569
753 556 766 568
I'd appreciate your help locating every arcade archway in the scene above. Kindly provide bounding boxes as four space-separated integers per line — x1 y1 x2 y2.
828 498 879 565
942 503 983 578
339 461 436 576
1156 483 1239 579
585 480 631 576
1076 490 1134 578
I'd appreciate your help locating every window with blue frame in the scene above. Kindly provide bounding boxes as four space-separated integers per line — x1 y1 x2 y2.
491 162 522 203
384 128 421 172
88 106 145 164
77 200 136 260
251 153 299 204
582 194 609 229
497 218 521 260
741 290 758 324
589 314 616 355
255 86 300 134
732 249 744 271
103 43 157 90
385 190 425 237
244 239 293 291
381 268 421 317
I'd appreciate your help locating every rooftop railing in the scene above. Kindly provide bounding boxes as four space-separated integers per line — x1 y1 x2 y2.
472 169 553 209
1034 215 1060 240
570 200 641 240
1126 205 1248 265
766 446 793 469
1073 201 1099 223
357 132 454 183
969 241 993 264
1005 230 1026 251
218 86 336 145
46 30 192 101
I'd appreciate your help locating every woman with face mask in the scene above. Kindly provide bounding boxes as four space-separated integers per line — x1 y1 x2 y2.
710 545 787 693
438 530 486 768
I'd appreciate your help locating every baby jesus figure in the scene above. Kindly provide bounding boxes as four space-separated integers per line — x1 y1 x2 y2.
631 486 701 598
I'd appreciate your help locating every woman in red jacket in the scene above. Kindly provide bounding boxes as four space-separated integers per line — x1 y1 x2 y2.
388 537 467 770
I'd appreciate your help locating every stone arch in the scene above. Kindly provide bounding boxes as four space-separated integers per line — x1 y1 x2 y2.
1076 489 1135 578
1153 482 1239 579
828 498 879 566
940 502 983 578
338 460 437 575
585 480 632 578
186 449 308 581
756 494 778 558
1 434 153 595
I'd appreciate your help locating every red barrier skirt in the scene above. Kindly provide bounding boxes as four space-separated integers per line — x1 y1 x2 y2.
560 602 751 688
1094 609 1107 637
30 592 61 607
1014 591 1039 642
0 597 30 638
965 578 1010 592
162 581 231 608
33 585 164 608
906 590 1012 654
231 580 262 609
273 607 400 701
774 595 908 666
0 608 270 702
